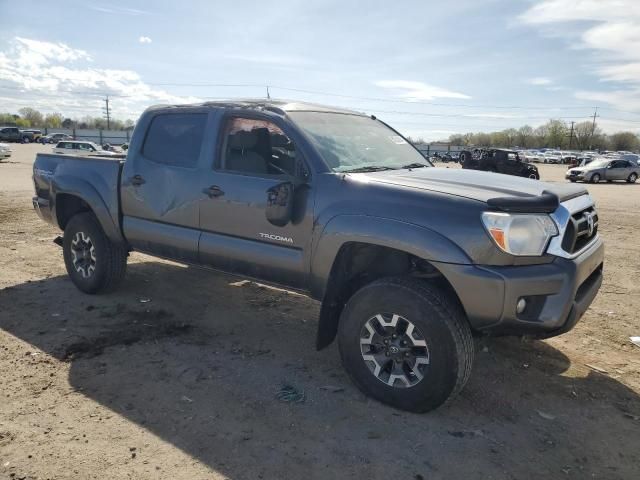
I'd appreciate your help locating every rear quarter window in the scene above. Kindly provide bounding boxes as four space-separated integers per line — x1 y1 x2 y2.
142 113 206 168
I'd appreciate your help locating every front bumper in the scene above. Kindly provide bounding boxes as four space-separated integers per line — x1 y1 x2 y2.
566 172 585 181
435 236 604 337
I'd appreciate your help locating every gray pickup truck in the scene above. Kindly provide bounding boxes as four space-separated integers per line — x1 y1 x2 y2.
32 100 604 412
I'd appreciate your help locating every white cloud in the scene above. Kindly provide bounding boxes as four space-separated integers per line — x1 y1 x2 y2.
527 77 552 86
519 0 640 113
0 37 199 119
375 80 470 101
138 36 152 44
90 5 151 16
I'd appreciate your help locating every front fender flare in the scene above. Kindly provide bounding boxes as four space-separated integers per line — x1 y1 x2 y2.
309 214 471 300
309 215 472 350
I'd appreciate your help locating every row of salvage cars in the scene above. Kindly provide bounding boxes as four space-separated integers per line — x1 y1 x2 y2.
566 155 639 184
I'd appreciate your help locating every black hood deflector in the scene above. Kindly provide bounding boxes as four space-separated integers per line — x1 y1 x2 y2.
486 190 559 213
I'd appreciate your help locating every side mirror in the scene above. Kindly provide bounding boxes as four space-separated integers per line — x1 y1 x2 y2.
266 182 294 227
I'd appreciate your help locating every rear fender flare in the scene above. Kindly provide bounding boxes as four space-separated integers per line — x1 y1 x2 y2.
52 175 124 244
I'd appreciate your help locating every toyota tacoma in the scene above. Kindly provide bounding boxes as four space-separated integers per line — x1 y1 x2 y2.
32 100 604 412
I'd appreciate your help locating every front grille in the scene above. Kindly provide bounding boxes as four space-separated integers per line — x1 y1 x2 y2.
561 206 598 254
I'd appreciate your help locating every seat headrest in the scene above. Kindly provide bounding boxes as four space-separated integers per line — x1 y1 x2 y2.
229 130 257 149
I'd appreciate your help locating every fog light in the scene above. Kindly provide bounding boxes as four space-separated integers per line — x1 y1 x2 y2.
516 298 527 314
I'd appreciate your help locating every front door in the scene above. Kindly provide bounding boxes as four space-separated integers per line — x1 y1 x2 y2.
198 116 314 289
120 111 210 262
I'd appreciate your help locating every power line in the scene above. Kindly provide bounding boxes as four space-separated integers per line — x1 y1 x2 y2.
5 79 640 118
145 82 600 111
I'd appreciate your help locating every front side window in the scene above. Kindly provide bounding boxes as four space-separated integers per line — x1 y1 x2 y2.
219 117 298 176
143 113 206 168
290 112 429 172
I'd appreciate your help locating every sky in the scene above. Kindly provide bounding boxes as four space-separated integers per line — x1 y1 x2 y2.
1 0 640 141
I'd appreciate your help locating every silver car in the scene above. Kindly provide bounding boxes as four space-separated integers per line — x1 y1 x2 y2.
566 158 639 184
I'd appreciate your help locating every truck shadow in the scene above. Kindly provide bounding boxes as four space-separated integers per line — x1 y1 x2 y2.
1 260 639 479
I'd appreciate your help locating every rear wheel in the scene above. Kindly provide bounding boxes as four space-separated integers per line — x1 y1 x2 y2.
63 213 127 294
338 277 474 412
590 173 601 183
628 173 638 183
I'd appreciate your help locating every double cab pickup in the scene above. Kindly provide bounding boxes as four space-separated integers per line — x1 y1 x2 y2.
33 100 604 412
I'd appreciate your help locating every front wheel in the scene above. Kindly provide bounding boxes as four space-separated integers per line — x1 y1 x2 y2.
628 173 638 183
591 173 601 184
63 212 127 294
338 277 474 412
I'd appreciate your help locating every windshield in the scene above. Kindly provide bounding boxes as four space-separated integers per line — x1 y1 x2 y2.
289 112 430 172
588 159 610 168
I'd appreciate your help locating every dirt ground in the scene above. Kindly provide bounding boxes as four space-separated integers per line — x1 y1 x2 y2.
1 144 639 480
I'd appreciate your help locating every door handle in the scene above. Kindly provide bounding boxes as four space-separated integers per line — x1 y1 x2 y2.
203 185 224 198
131 174 146 186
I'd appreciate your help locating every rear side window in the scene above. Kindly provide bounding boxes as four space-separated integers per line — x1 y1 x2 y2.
143 113 206 168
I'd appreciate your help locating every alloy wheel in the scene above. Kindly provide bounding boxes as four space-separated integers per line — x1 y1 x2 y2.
360 313 430 388
70 231 96 278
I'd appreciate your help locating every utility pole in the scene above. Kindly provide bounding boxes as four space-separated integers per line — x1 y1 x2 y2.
568 121 574 149
589 107 599 151
103 95 111 130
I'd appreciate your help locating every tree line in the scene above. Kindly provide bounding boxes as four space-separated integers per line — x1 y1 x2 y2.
0 108 135 131
412 119 640 152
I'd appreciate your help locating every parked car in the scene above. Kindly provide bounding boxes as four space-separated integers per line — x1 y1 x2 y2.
53 140 121 157
40 133 73 144
33 99 604 413
21 129 43 142
460 148 540 179
566 159 639 183
0 126 32 143
542 152 561 164
0 142 12 160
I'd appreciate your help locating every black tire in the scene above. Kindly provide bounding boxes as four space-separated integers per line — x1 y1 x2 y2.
337 277 474 412
569 179 577 183
63 213 127 294
628 173 638 183
590 173 600 184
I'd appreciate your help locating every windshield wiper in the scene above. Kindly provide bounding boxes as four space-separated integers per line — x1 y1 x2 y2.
340 165 398 173
401 162 429 169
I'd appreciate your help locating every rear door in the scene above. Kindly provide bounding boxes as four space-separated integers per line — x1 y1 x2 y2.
607 160 628 180
120 110 211 262
197 114 315 289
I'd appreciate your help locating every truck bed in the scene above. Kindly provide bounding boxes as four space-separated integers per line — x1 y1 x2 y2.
33 153 124 233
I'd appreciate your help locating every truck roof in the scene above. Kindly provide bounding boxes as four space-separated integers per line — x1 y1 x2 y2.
144 98 366 117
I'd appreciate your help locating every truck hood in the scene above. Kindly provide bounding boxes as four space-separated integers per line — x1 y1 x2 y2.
358 167 586 204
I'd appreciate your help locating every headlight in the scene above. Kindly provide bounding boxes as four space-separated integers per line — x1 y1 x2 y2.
481 212 558 256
